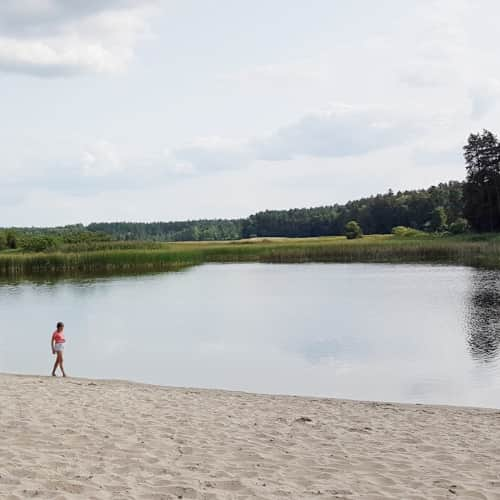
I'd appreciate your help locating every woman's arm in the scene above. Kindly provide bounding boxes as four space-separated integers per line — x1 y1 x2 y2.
50 333 55 354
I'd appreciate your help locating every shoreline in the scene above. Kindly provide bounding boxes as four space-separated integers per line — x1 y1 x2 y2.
2 373 500 499
3 371 499 412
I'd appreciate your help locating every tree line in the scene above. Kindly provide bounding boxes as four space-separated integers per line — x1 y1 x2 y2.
82 181 464 240
87 219 243 242
0 181 484 248
2 129 500 248
241 181 464 238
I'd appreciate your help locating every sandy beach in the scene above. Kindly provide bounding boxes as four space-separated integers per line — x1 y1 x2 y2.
1 374 500 499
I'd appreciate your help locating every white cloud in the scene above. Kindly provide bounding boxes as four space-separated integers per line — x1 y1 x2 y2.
167 136 252 174
81 141 123 177
468 79 500 120
0 37 120 76
255 104 421 161
154 105 425 178
0 0 157 76
219 59 330 86
400 61 456 88
412 145 462 167
0 102 432 200
396 1 473 92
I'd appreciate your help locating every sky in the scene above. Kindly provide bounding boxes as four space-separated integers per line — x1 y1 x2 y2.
1 0 499 226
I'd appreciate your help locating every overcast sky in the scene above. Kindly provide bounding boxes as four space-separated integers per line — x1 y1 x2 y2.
1 0 498 226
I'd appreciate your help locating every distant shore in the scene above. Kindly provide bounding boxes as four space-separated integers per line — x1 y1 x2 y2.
1 373 500 499
1 233 500 277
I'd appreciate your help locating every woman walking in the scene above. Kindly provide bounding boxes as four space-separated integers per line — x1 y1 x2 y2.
51 322 66 377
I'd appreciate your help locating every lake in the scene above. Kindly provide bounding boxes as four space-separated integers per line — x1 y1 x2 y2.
1 263 500 408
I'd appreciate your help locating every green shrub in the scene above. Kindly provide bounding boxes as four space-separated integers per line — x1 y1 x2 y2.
0 231 7 250
6 231 17 249
345 220 363 239
21 235 61 253
449 218 470 235
428 206 448 232
391 226 424 238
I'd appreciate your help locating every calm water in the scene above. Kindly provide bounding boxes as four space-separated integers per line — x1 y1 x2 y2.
1 263 500 408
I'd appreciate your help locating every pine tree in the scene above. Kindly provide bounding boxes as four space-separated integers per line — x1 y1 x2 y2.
463 129 500 231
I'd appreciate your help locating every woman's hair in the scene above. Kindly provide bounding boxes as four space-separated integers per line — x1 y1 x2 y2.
56 321 64 329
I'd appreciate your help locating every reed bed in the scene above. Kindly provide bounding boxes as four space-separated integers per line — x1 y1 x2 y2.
0 250 199 277
1 236 499 277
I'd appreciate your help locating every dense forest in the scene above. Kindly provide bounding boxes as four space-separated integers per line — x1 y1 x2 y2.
88 219 244 242
242 181 464 238
84 181 464 240
1 180 465 250
2 129 500 249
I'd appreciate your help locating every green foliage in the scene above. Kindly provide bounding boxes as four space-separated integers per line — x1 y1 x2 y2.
428 206 448 232
87 220 243 242
449 218 470 235
463 129 500 232
241 181 464 238
0 231 7 250
391 226 425 237
21 235 61 253
5 231 18 249
60 230 111 245
0 228 113 254
345 220 363 239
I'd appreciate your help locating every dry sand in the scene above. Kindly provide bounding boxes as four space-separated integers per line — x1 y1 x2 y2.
1 374 500 499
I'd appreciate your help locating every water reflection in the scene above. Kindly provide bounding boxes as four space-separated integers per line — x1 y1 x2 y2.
466 269 500 362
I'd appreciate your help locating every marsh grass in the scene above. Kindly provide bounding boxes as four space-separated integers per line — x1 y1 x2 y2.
1 234 499 276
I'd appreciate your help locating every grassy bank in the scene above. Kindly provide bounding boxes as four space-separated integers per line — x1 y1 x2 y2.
1 234 500 277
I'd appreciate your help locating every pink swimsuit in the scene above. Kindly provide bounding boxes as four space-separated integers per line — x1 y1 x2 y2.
52 330 65 344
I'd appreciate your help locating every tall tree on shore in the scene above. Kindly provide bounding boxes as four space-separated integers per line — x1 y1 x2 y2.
463 129 500 231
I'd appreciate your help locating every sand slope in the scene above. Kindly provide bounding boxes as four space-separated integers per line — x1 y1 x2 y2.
1 374 500 499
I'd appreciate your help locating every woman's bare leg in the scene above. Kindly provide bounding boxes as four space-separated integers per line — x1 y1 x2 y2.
58 352 66 377
52 355 59 376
